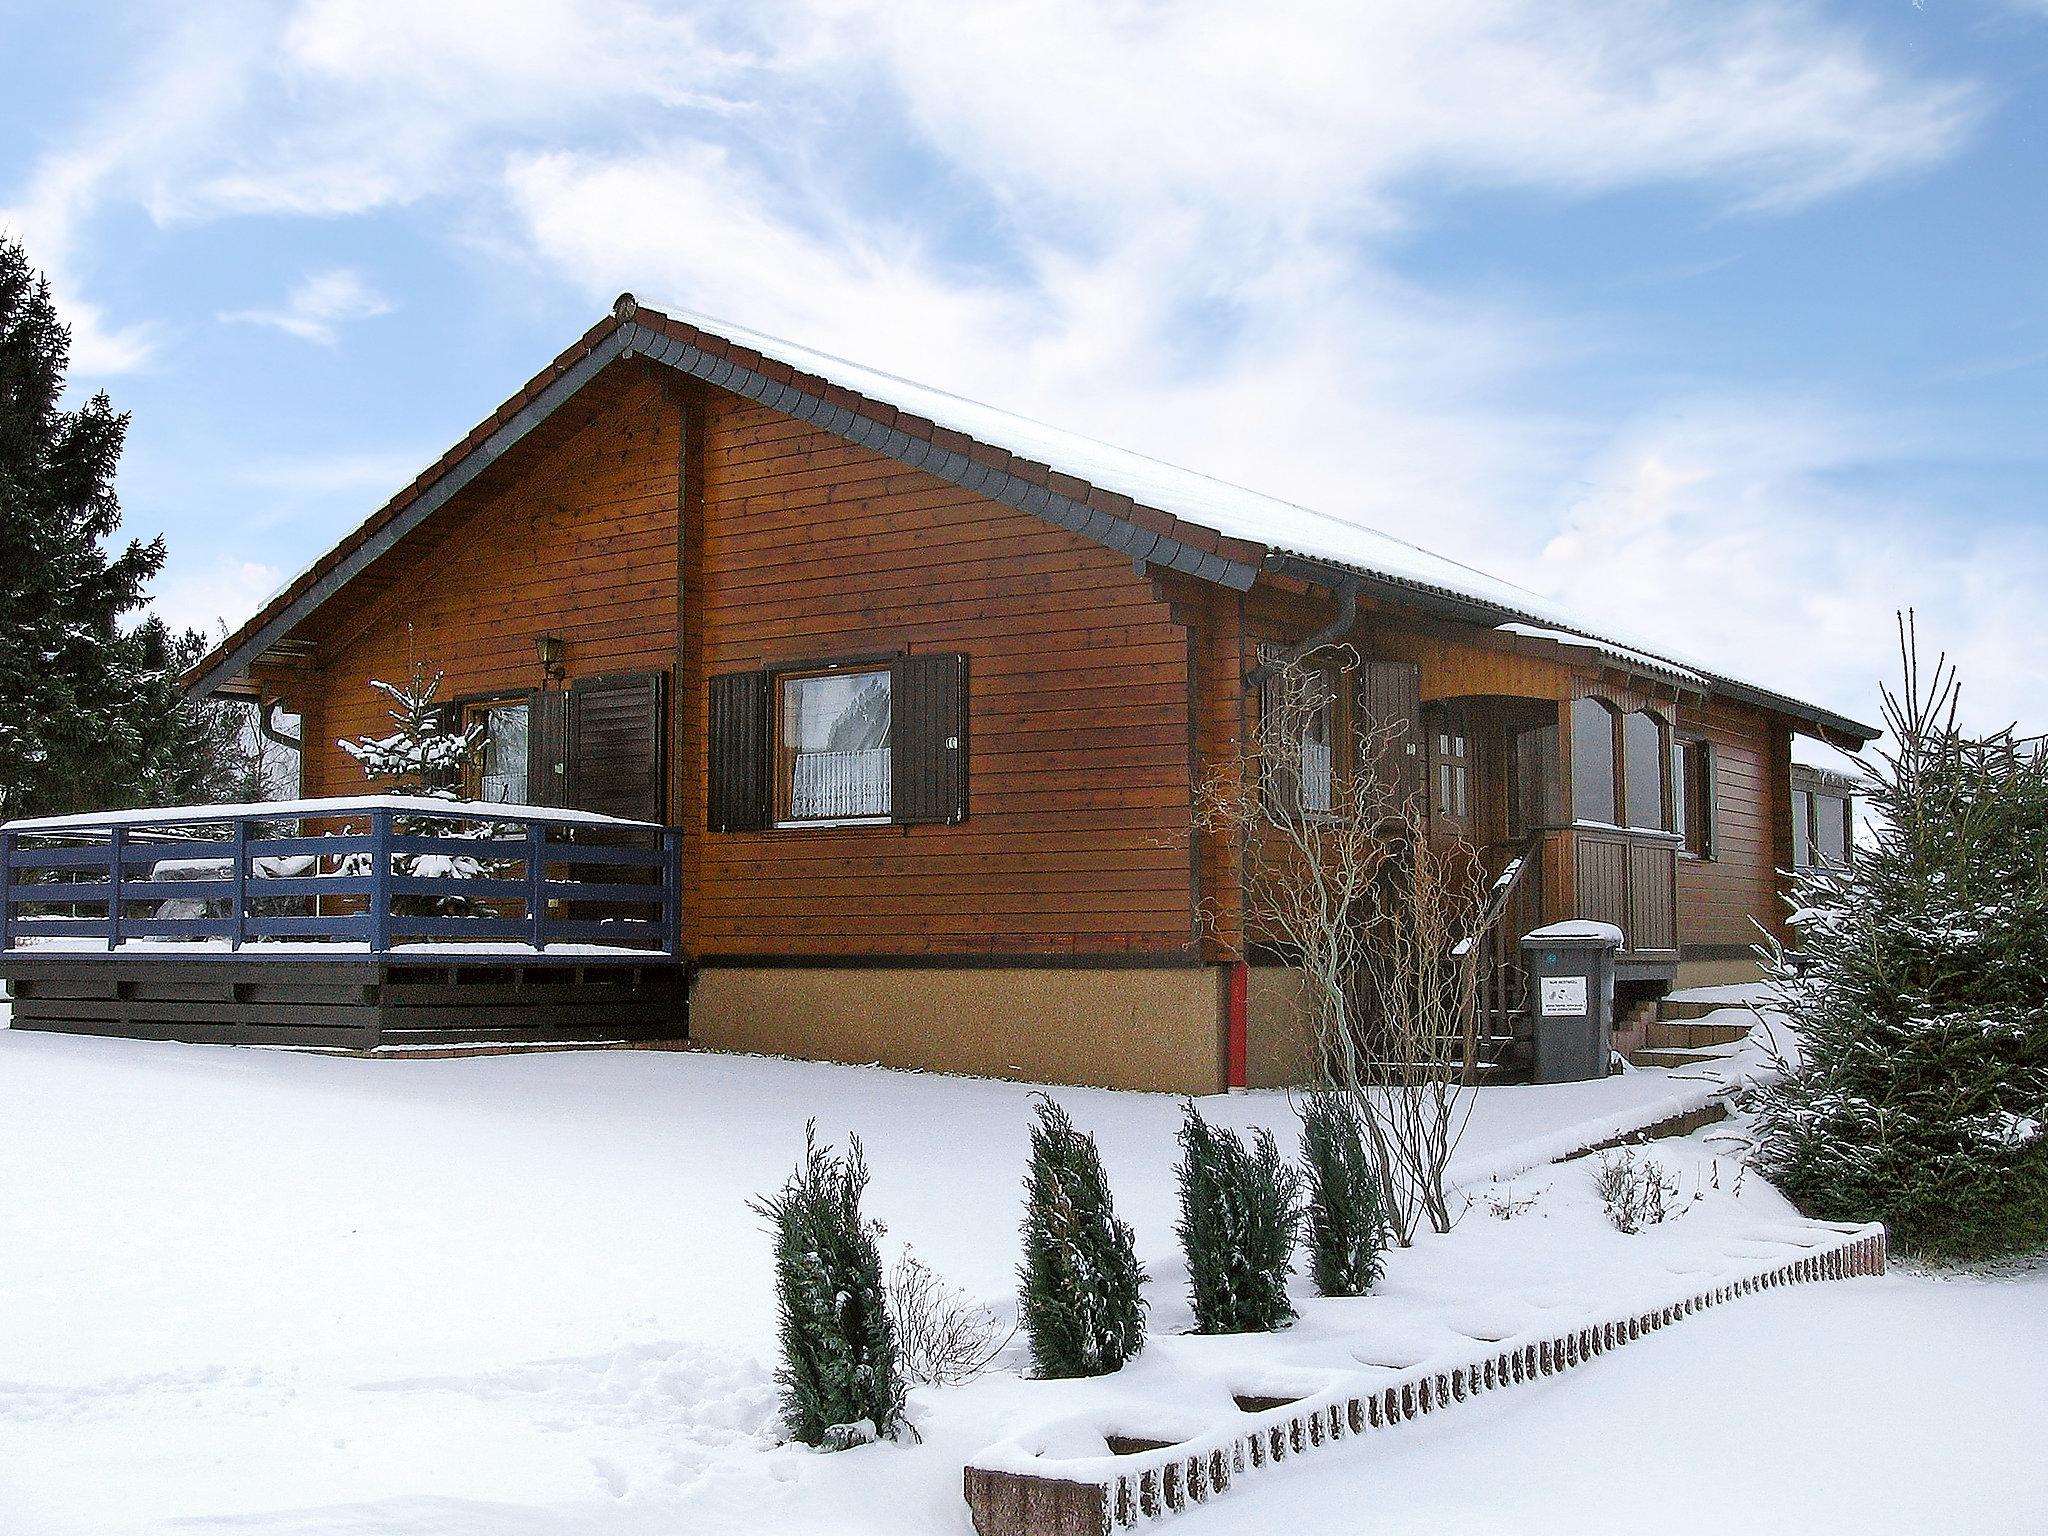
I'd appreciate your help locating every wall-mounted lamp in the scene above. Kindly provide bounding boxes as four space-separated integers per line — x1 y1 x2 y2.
534 633 567 687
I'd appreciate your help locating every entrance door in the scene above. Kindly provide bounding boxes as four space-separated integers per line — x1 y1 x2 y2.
1423 702 1477 844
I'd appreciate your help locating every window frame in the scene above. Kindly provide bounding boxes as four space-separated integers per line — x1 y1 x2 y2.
1622 709 1671 834
772 662 896 829
1255 641 1343 824
457 690 535 805
1673 734 1716 860
1569 696 1620 827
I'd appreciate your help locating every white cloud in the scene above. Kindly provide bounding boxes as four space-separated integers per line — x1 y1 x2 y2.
148 556 286 640
221 268 393 345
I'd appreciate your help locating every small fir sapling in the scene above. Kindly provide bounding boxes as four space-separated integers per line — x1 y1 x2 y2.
1176 1101 1303 1333
749 1123 906 1449
1016 1094 1148 1378
1755 618 2048 1263
336 649 495 914
1297 1089 1387 1295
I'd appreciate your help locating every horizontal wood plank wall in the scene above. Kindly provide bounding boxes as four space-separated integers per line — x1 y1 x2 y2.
686 390 1198 959
1183 579 1245 961
1676 696 1791 951
273 364 682 800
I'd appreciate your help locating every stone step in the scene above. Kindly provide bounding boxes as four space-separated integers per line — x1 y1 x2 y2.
1629 1044 1738 1069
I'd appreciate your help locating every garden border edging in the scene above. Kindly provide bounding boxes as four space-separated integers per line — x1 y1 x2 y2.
962 1222 1886 1536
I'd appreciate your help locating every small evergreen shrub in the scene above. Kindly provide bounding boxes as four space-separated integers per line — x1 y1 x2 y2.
1017 1094 1148 1378
1755 626 2048 1263
1176 1102 1303 1333
750 1123 906 1448
1298 1089 1387 1296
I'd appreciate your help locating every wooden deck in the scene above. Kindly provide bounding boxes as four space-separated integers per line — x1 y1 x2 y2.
0 796 688 1053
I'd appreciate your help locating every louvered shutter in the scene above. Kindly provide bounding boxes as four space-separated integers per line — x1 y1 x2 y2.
707 670 771 832
526 690 570 808
568 670 667 822
890 652 968 825
1355 661 1425 818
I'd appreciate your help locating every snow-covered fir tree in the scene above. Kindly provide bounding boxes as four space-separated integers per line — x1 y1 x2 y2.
1176 1102 1302 1333
0 236 249 817
338 659 480 793
1756 621 2048 1263
1016 1094 1147 1378
1298 1089 1387 1297
750 1124 906 1449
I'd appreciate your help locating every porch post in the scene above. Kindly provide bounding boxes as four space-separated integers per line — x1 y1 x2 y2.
230 816 249 951
107 823 126 951
0 828 14 953
527 820 548 952
369 808 394 953
660 827 682 957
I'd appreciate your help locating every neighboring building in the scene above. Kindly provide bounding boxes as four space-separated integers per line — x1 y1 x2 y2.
14 298 1880 1092
1790 762 1859 873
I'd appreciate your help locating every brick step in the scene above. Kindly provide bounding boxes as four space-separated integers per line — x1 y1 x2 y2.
1629 1045 1734 1069
1658 993 1764 1022
1645 1019 1752 1050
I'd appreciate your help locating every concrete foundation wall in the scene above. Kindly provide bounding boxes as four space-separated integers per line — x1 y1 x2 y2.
1245 964 1318 1090
690 964 1229 1095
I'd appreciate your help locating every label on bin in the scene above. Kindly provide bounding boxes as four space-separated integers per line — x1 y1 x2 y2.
1539 976 1588 1016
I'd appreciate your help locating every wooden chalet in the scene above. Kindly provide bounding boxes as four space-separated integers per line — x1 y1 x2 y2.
0 297 1878 1091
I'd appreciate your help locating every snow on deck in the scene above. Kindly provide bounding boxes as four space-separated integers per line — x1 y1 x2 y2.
2 793 661 833
0 1022 2031 1534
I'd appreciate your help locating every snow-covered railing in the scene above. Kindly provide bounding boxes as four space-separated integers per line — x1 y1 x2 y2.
0 795 681 958
962 1222 1886 1536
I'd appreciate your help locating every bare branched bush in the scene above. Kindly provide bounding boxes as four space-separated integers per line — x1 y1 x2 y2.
1193 657 1505 1242
886 1250 1015 1388
1592 1147 1684 1233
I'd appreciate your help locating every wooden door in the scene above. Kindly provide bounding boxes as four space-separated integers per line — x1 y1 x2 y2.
1424 702 1478 845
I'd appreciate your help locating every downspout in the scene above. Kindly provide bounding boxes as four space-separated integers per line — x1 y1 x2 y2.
257 699 302 753
1244 571 1363 688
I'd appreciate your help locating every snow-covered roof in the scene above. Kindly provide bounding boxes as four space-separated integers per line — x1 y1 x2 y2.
186 297 1879 742
636 301 1876 740
3 794 661 833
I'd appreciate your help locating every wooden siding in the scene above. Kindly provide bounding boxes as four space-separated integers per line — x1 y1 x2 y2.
1676 695 1793 951
276 364 683 795
683 390 1198 958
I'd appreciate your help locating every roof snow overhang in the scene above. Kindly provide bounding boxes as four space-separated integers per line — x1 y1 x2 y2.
186 296 1880 746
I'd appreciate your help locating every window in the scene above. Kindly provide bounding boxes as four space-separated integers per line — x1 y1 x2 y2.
1570 697 1617 825
707 655 966 833
776 667 893 823
464 697 530 804
1257 645 1336 820
1623 711 1669 832
1673 737 1714 857
1791 787 1812 868
1814 793 1849 865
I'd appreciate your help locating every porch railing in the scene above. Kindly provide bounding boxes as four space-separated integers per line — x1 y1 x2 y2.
1460 831 1544 1079
0 795 681 958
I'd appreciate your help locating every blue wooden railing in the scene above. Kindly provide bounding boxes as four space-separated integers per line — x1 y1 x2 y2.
0 796 681 958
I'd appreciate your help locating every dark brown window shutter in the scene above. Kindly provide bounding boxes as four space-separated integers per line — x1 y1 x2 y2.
1355 660 1424 816
526 690 570 808
568 670 667 822
890 652 968 825
707 670 771 832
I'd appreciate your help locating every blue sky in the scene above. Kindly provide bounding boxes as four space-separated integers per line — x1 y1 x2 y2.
4 0 2044 741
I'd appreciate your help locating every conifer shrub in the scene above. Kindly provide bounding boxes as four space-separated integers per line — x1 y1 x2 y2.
1175 1102 1303 1333
1017 1094 1148 1378
750 1124 906 1448
1756 623 2048 1263
1298 1089 1387 1296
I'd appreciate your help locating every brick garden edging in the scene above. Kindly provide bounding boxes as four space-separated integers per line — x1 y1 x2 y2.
963 1224 1886 1536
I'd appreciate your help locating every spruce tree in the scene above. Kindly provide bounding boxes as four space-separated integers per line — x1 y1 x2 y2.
1298 1089 1387 1297
0 236 242 816
750 1124 907 1448
1016 1094 1147 1378
1755 621 2048 1263
1175 1102 1303 1333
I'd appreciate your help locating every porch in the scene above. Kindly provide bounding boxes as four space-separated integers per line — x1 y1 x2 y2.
0 796 686 1052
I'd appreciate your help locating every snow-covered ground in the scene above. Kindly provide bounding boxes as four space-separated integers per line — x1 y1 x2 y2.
0 1017 2039 1534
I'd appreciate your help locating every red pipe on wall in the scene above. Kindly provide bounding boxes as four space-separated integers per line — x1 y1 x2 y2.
1227 959 1249 1090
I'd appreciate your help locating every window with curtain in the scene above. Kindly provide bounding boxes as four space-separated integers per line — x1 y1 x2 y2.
777 668 893 823
1570 697 1617 825
1257 645 1335 820
463 697 530 804
1624 710 1669 831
